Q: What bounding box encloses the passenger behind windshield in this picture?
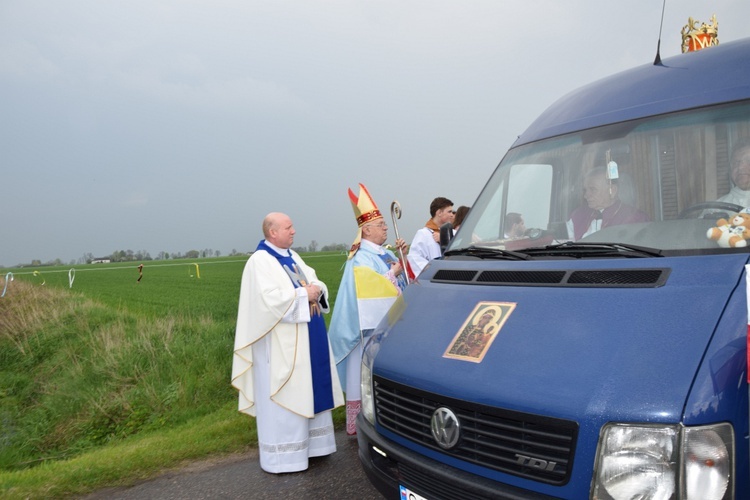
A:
[717,138,750,208]
[567,167,649,240]
[503,212,526,239]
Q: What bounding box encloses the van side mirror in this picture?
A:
[440,223,454,254]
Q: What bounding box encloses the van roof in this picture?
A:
[514,37,750,147]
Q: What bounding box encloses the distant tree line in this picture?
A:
[86,248,225,263]
[4,241,350,269]
[292,240,348,253]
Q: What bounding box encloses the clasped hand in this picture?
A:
[305,284,321,303]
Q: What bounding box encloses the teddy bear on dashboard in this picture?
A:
[707,211,750,248]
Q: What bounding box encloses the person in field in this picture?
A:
[231,212,343,474]
[329,184,409,435]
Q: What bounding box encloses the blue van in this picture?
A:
[357,38,750,499]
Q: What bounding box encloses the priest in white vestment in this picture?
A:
[329,184,408,435]
[231,212,344,474]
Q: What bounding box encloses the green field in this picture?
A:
[0,253,347,498]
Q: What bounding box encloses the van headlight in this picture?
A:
[360,336,378,425]
[592,423,733,500]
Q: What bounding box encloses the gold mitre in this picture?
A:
[681,14,719,53]
[347,183,383,258]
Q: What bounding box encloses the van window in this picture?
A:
[507,164,553,230]
[450,100,750,255]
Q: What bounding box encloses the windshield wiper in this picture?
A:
[522,241,663,258]
[444,245,530,261]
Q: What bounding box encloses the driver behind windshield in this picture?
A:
[717,139,750,208]
[567,167,649,240]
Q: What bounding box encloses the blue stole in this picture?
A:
[256,240,334,414]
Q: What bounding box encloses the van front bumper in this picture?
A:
[356,415,560,500]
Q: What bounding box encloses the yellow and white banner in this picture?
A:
[354,265,398,330]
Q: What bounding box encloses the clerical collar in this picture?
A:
[264,240,290,256]
[360,238,385,254]
[593,200,622,220]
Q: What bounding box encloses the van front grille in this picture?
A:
[374,376,578,485]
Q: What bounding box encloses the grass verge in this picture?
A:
[0,254,348,498]
[0,403,253,499]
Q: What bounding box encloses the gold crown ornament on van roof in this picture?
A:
[681,14,719,53]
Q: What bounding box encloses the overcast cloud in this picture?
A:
[2,1,748,266]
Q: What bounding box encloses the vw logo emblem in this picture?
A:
[431,407,460,449]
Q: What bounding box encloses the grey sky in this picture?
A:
[2,1,748,266]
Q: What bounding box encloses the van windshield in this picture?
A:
[449,100,750,256]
